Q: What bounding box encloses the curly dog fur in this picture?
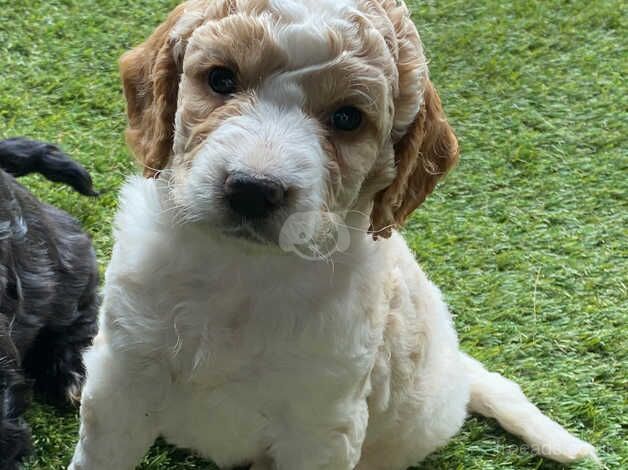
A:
[0,138,99,470]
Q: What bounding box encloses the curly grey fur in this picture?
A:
[0,141,99,470]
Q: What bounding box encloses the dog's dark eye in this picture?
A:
[331,106,362,132]
[208,67,237,95]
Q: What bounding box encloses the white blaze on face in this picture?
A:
[269,0,359,69]
[269,0,359,22]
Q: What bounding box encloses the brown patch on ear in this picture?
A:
[120,3,190,177]
[370,80,459,238]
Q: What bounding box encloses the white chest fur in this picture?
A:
[72,178,593,470]
[97,178,390,465]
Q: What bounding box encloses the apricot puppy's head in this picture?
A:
[120,0,458,245]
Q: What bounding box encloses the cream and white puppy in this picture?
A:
[69,1,598,469]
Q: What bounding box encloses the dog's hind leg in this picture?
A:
[462,353,598,464]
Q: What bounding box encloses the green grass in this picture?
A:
[0,0,625,468]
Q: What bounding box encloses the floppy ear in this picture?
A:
[369,0,459,238]
[370,80,459,238]
[119,3,189,178]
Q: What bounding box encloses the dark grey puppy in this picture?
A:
[0,139,99,470]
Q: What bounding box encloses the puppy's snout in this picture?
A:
[224,172,286,219]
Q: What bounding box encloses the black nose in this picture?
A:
[224,173,286,219]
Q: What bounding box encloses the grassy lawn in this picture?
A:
[1,0,625,468]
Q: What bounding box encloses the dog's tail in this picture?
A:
[461,352,598,464]
[0,137,97,196]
